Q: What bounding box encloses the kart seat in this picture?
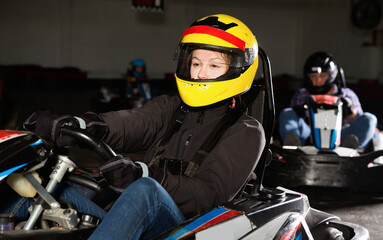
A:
[235,47,276,198]
[246,85,265,125]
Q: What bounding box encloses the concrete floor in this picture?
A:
[324,202,383,240]
[294,187,383,240]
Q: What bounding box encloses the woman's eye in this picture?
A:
[191,61,200,67]
[210,63,223,69]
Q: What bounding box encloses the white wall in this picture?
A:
[0,0,381,81]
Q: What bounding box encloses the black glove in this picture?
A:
[79,112,109,143]
[99,155,167,193]
[23,111,108,147]
[340,96,354,117]
[23,111,80,147]
[99,155,144,193]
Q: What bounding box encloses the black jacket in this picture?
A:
[99,94,265,217]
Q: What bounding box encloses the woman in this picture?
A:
[6,14,265,240]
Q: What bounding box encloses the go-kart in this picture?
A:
[264,86,383,193]
[0,48,369,239]
[0,127,117,239]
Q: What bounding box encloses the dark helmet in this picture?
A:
[304,52,338,94]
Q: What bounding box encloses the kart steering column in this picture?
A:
[23,155,77,230]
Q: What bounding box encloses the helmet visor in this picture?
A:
[174,43,255,82]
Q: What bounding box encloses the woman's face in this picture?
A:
[190,49,230,80]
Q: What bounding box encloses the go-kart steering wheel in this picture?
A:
[60,125,117,161]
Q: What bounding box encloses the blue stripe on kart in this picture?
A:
[30,139,43,146]
[330,129,336,149]
[314,128,320,148]
[0,163,27,179]
[296,232,302,240]
[165,207,228,240]
[310,108,321,148]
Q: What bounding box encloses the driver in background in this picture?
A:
[125,58,157,108]
[10,14,265,239]
[279,51,377,150]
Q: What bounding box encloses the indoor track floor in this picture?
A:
[293,187,383,239]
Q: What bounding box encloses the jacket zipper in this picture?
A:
[178,133,193,160]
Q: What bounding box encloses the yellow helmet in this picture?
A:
[174,14,258,107]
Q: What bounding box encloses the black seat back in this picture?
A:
[237,47,275,197]
[247,86,265,125]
